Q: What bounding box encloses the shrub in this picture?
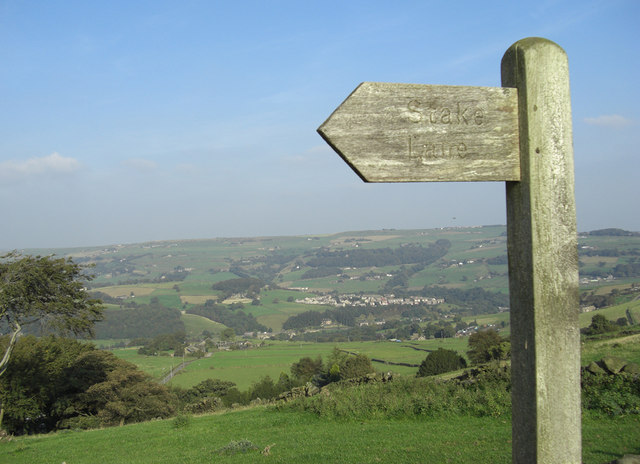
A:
[582,314,617,336]
[340,354,375,380]
[417,348,467,377]
[215,440,259,455]
[291,356,324,382]
[281,366,512,420]
[467,329,510,365]
[172,413,192,429]
[582,370,640,416]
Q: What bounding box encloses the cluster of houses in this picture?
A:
[580,275,615,285]
[295,293,444,307]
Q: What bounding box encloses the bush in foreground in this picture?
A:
[417,348,467,377]
[280,365,512,420]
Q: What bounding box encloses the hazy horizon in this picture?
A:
[1,1,638,249]
[7,223,639,254]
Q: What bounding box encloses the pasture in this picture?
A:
[579,298,640,328]
[1,407,637,464]
[116,338,473,390]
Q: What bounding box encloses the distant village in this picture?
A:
[294,293,444,307]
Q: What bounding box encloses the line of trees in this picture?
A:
[211,277,266,299]
[186,301,267,335]
[418,286,509,315]
[94,299,184,339]
[306,240,451,268]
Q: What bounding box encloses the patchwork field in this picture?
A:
[27,226,638,339]
[113,338,472,390]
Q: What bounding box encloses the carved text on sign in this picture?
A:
[409,137,468,163]
[407,101,485,126]
[317,82,520,182]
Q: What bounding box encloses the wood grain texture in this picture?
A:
[318,82,520,182]
[502,38,581,464]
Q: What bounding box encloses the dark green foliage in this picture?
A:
[215,440,260,455]
[0,336,174,434]
[220,327,236,341]
[283,360,638,420]
[211,278,265,298]
[0,253,103,337]
[94,301,184,339]
[582,370,640,416]
[282,310,325,330]
[173,378,236,413]
[300,267,342,279]
[417,348,467,377]
[580,292,616,309]
[340,353,375,379]
[283,301,441,331]
[587,228,640,237]
[314,348,375,386]
[582,314,617,336]
[186,301,267,334]
[61,360,175,429]
[172,413,192,429]
[290,356,324,382]
[423,321,456,339]
[616,317,629,327]
[136,331,186,355]
[291,325,381,343]
[221,387,250,407]
[249,376,280,401]
[421,286,509,315]
[384,269,410,291]
[282,366,512,420]
[307,241,450,268]
[612,262,640,278]
[486,255,509,265]
[467,329,510,365]
[249,373,299,402]
[194,378,236,397]
[0,253,104,377]
[0,335,95,434]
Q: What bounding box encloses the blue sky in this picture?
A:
[0,0,638,249]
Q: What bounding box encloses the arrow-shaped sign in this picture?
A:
[318,82,520,182]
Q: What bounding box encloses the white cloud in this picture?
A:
[584,114,633,128]
[0,152,81,178]
[122,158,158,172]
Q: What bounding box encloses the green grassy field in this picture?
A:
[113,324,640,392]
[111,348,181,380]
[181,313,226,338]
[247,289,330,331]
[34,227,639,337]
[581,333,640,365]
[579,299,640,328]
[1,407,637,464]
[113,339,473,390]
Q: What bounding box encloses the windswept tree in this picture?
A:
[0,252,104,377]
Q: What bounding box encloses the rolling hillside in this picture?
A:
[20,226,640,338]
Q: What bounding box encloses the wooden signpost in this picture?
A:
[318,38,580,464]
[318,83,520,182]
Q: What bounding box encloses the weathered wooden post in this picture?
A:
[317,37,580,463]
[502,38,580,464]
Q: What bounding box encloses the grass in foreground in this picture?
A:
[0,408,637,464]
